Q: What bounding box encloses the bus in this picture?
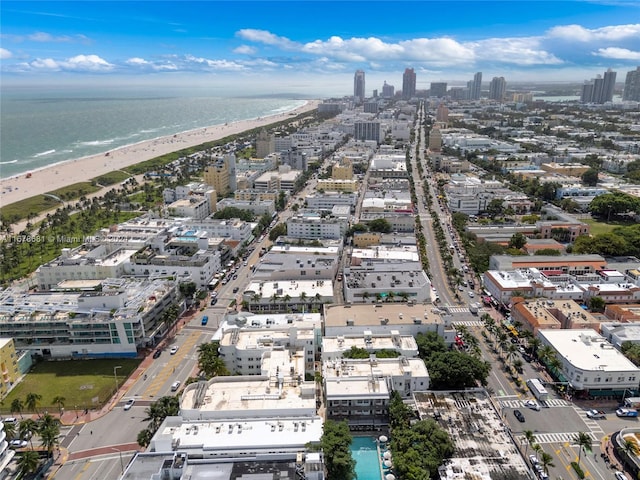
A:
[526,378,549,402]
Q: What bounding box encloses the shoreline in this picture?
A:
[0,100,319,207]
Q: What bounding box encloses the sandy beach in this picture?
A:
[0,100,319,207]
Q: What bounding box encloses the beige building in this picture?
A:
[332,159,353,180]
[541,162,590,177]
[511,298,600,335]
[317,179,358,193]
[353,232,381,248]
[204,154,237,196]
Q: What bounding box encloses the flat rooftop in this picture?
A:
[324,303,443,329]
[244,279,334,300]
[539,329,640,373]
[181,376,316,415]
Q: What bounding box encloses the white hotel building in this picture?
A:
[538,329,640,397]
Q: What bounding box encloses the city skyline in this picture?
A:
[1,1,640,94]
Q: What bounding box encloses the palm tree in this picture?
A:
[137,428,153,448]
[532,443,543,462]
[19,418,38,449]
[537,345,554,364]
[52,395,66,414]
[540,451,555,475]
[25,392,42,415]
[529,337,542,356]
[38,413,61,458]
[573,432,592,468]
[362,291,370,302]
[505,343,518,366]
[282,294,291,311]
[270,293,279,311]
[523,430,536,456]
[11,398,24,418]
[17,450,40,477]
[300,291,308,312]
[3,421,17,442]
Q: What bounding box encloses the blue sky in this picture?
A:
[2,1,640,94]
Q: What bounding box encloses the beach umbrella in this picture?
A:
[384,460,393,468]
[385,474,396,480]
[383,451,392,460]
[379,435,388,443]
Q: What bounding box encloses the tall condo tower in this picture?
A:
[623,66,640,101]
[489,77,507,101]
[471,72,483,100]
[581,69,616,104]
[402,67,416,99]
[354,70,366,104]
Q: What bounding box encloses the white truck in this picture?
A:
[469,303,479,315]
[526,378,549,402]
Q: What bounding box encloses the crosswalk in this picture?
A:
[448,307,473,314]
[452,320,485,327]
[499,398,572,409]
[515,431,598,445]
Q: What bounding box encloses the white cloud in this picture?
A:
[184,54,245,71]
[126,57,149,65]
[233,45,257,55]
[236,29,298,49]
[595,47,640,60]
[2,31,91,44]
[24,54,113,72]
[0,48,12,59]
[236,29,561,68]
[547,23,640,42]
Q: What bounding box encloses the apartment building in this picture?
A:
[217,313,321,376]
[324,356,429,428]
[0,279,179,358]
[286,214,348,240]
[511,298,600,335]
[203,154,237,196]
[322,330,418,362]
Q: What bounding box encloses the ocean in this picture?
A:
[0,86,309,178]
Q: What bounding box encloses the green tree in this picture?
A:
[25,392,42,414]
[540,451,555,475]
[573,432,592,469]
[197,341,229,378]
[137,428,154,448]
[52,395,66,414]
[38,413,61,457]
[10,398,24,418]
[508,232,527,250]
[523,430,536,457]
[17,450,40,477]
[534,248,562,256]
[269,223,287,241]
[367,218,392,233]
[581,168,599,186]
[486,198,504,219]
[589,192,640,220]
[320,420,356,480]
[589,296,606,313]
[19,418,39,449]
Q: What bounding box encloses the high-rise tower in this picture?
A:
[402,67,416,99]
[602,68,617,103]
[623,66,640,101]
[470,72,482,100]
[489,77,506,101]
[581,69,616,104]
[354,70,366,104]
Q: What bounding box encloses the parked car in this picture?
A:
[615,472,627,480]
[513,409,526,422]
[2,417,17,424]
[171,381,181,392]
[123,398,135,411]
[232,287,239,293]
[586,409,606,419]
[524,400,541,411]
[9,439,27,449]
[153,349,162,359]
[170,346,179,355]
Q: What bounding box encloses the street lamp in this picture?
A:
[113,365,122,396]
[111,447,124,474]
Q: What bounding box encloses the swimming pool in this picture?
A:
[351,436,382,480]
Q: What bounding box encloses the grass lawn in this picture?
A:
[583,217,635,236]
[91,170,131,186]
[1,359,140,414]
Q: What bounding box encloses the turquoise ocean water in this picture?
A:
[0,86,309,178]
